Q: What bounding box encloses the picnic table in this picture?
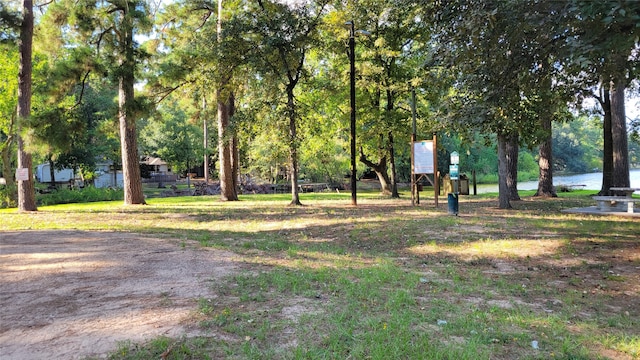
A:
[266,183,329,193]
[610,187,640,197]
[298,183,329,193]
[593,187,640,214]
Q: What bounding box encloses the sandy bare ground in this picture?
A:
[0,231,239,359]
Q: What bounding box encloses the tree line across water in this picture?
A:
[1,0,639,210]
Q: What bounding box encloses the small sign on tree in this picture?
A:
[15,168,29,181]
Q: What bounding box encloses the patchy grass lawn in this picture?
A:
[1,190,639,359]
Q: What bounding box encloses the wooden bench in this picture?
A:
[592,196,640,213]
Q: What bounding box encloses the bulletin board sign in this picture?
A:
[411,135,439,208]
[413,141,434,174]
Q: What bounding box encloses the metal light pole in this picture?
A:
[345,21,369,206]
[346,20,357,206]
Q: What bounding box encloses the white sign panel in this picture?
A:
[450,151,460,165]
[15,168,29,181]
[413,141,434,174]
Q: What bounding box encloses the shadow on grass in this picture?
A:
[3,191,639,359]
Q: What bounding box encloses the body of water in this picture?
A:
[475,169,640,194]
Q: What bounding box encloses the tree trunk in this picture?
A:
[48,157,56,187]
[118,8,145,205]
[1,144,12,186]
[359,147,392,195]
[497,133,513,209]
[599,86,613,195]
[112,163,118,189]
[217,90,238,201]
[1,135,16,205]
[388,131,399,198]
[231,134,239,191]
[505,133,520,201]
[535,114,556,197]
[230,92,239,193]
[203,96,209,184]
[287,87,301,206]
[384,88,399,198]
[16,0,36,212]
[216,0,238,201]
[609,79,630,191]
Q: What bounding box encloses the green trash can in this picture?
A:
[447,193,458,215]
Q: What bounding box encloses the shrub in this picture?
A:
[0,184,17,208]
[37,186,124,206]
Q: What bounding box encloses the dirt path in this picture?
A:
[0,231,239,359]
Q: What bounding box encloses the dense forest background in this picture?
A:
[1,0,639,209]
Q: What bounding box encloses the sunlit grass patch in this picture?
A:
[239,249,381,270]
[597,334,640,358]
[408,238,566,260]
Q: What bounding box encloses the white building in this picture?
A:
[141,156,171,174]
[34,163,75,183]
